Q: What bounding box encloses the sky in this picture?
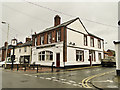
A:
[0,0,118,50]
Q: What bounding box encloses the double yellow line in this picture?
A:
[82,70,115,88]
[66,66,101,71]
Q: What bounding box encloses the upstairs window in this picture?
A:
[24,47,27,52]
[84,35,87,46]
[48,33,52,44]
[19,48,21,53]
[98,40,101,49]
[41,36,44,45]
[76,50,84,62]
[56,30,61,42]
[35,37,37,46]
[90,37,94,47]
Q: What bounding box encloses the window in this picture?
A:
[35,37,37,46]
[98,40,101,49]
[90,37,94,47]
[89,51,96,62]
[84,35,87,46]
[48,33,52,44]
[24,47,27,52]
[56,30,61,42]
[76,50,84,62]
[98,53,101,61]
[41,36,44,45]
[38,51,53,61]
[19,48,21,53]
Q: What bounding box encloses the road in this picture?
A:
[1,66,119,89]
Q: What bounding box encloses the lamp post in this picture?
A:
[2,21,9,69]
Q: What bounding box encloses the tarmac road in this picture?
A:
[1,66,119,89]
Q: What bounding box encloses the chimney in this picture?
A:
[54,15,61,26]
[4,42,8,48]
[26,37,31,42]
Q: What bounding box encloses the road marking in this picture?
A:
[60,79,66,81]
[45,78,52,80]
[35,76,38,77]
[93,80,113,83]
[24,74,29,75]
[51,77,56,79]
[40,77,45,79]
[81,70,115,88]
[69,81,76,83]
[28,75,32,77]
[66,66,101,71]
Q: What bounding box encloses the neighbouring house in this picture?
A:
[106,49,115,56]
[104,49,115,59]
[13,37,32,64]
[0,42,13,61]
[31,15,104,67]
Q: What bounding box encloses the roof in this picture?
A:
[33,17,79,35]
[16,41,32,47]
[32,17,103,40]
[0,45,13,50]
[88,33,104,40]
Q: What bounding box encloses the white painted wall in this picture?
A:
[115,44,120,70]
[66,47,102,66]
[32,42,64,67]
[67,29,103,51]
[67,19,88,34]
[66,19,104,66]
[13,46,32,63]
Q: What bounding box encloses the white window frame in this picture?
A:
[76,50,84,62]
[48,33,52,44]
[35,37,37,46]
[84,35,87,46]
[57,30,61,42]
[24,47,27,52]
[38,51,53,61]
[41,36,44,45]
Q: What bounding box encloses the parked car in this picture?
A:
[0,60,18,67]
[101,56,116,67]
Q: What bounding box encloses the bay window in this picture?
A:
[38,51,53,61]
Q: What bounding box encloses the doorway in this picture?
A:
[56,53,60,67]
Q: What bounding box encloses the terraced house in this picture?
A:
[32,15,104,67]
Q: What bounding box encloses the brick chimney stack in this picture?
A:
[26,37,31,42]
[54,15,61,26]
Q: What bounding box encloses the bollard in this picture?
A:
[24,65,26,71]
[37,65,38,73]
[33,65,34,70]
[17,64,19,71]
[51,62,55,72]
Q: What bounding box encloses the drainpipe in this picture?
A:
[63,27,66,68]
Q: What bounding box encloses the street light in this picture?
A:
[2,21,9,69]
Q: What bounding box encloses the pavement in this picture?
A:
[91,70,120,89]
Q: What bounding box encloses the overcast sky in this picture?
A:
[0,0,118,50]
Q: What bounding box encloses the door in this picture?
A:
[89,50,92,66]
[98,53,101,61]
[56,53,60,67]
[89,55,92,66]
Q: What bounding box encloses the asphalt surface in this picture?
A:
[1,66,120,89]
